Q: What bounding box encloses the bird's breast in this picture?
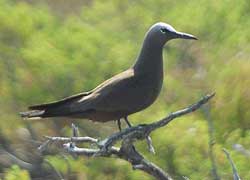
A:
[132,71,163,112]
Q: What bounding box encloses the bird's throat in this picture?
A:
[133,40,164,75]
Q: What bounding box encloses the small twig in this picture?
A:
[146,136,155,154]
[222,148,241,180]
[72,123,79,137]
[203,104,220,180]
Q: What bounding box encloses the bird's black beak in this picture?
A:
[175,31,198,40]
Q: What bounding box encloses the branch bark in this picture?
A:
[223,148,241,180]
[39,93,215,180]
[203,104,220,180]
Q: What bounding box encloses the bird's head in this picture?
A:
[146,22,197,46]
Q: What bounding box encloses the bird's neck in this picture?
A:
[133,37,164,74]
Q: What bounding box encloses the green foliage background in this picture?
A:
[0,0,250,179]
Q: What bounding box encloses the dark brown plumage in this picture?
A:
[20,22,197,124]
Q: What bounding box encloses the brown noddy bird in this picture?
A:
[20,22,197,129]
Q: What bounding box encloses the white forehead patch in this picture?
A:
[151,22,176,33]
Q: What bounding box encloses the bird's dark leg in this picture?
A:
[124,116,132,127]
[116,117,130,132]
[117,119,122,131]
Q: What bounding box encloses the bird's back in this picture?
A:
[70,67,163,121]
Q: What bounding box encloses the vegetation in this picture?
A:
[0,0,249,179]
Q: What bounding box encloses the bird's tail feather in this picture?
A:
[20,104,71,120]
[20,110,45,120]
[20,92,90,120]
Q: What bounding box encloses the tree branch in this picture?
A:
[203,104,220,180]
[222,148,241,180]
[39,93,215,180]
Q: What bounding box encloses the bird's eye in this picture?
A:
[160,28,168,34]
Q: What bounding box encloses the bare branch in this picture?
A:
[151,93,215,130]
[63,143,120,157]
[72,123,79,137]
[38,136,98,153]
[46,136,98,144]
[203,104,220,180]
[146,136,155,154]
[222,148,241,180]
[39,93,215,180]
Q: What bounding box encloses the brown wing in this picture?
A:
[29,91,91,110]
[71,69,151,113]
